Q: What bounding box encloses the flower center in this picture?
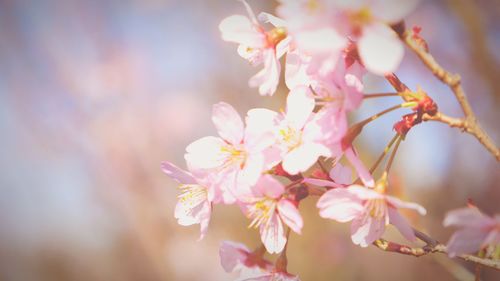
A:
[247,198,277,229]
[279,126,303,151]
[365,198,389,224]
[178,184,207,206]
[348,7,373,35]
[220,144,247,169]
[266,27,287,48]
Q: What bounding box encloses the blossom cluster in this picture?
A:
[162,1,499,279]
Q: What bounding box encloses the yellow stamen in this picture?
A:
[247,198,277,229]
[279,126,302,151]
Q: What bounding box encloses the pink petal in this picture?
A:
[314,106,348,144]
[347,185,383,200]
[160,161,196,184]
[351,215,386,247]
[446,229,489,257]
[237,154,265,187]
[275,36,292,59]
[483,229,500,246]
[212,102,244,144]
[294,27,347,56]
[317,188,364,222]
[443,207,490,228]
[388,207,416,242]
[175,196,211,228]
[358,23,404,75]
[344,147,374,187]
[237,45,264,65]
[284,49,311,90]
[277,199,303,234]
[260,212,286,254]
[185,136,226,170]
[244,108,278,152]
[385,196,427,215]
[329,163,352,185]
[198,201,212,240]
[370,0,419,23]
[302,178,344,189]
[249,50,281,96]
[253,175,285,199]
[219,240,250,273]
[282,142,330,175]
[258,12,287,27]
[219,15,265,47]
[285,86,315,129]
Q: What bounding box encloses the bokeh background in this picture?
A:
[0,0,498,280]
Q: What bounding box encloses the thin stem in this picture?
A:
[317,158,329,175]
[384,136,402,175]
[353,134,399,185]
[363,92,400,99]
[357,104,406,127]
[370,134,400,174]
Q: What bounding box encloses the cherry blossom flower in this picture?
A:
[276,0,347,75]
[161,161,213,240]
[285,48,365,153]
[443,207,500,257]
[219,0,291,96]
[317,183,426,247]
[275,86,331,175]
[184,102,277,204]
[333,0,419,74]
[219,241,273,277]
[239,175,303,254]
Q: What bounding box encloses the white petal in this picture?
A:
[371,0,419,23]
[282,142,330,175]
[219,15,265,47]
[260,212,286,254]
[185,136,226,170]
[358,23,404,75]
[285,86,315,129]
[212,102,244,144]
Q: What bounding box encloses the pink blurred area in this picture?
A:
[0,0,498,280]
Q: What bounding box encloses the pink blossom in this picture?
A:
[239,175,303,254]
[333,0,419,74]
[161,161,213,240]
[276,0,347,75]
[317,184,426,247]
[443,207,500,257]
[184,102,277,204]
[219,1,290,96]
[275,87,331,175]
[219,241,273,276]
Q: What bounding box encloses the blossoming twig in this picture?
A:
[402,29,500,161]
[373,239,500,270]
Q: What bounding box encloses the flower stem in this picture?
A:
[357,104,406,127]
[363,92,400,99]
[384,136,403,175]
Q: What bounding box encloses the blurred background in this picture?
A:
[0,0,498,280]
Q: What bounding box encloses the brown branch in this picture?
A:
[401,30,499,161]
[422,112,500,160]
[372,238,500,271]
